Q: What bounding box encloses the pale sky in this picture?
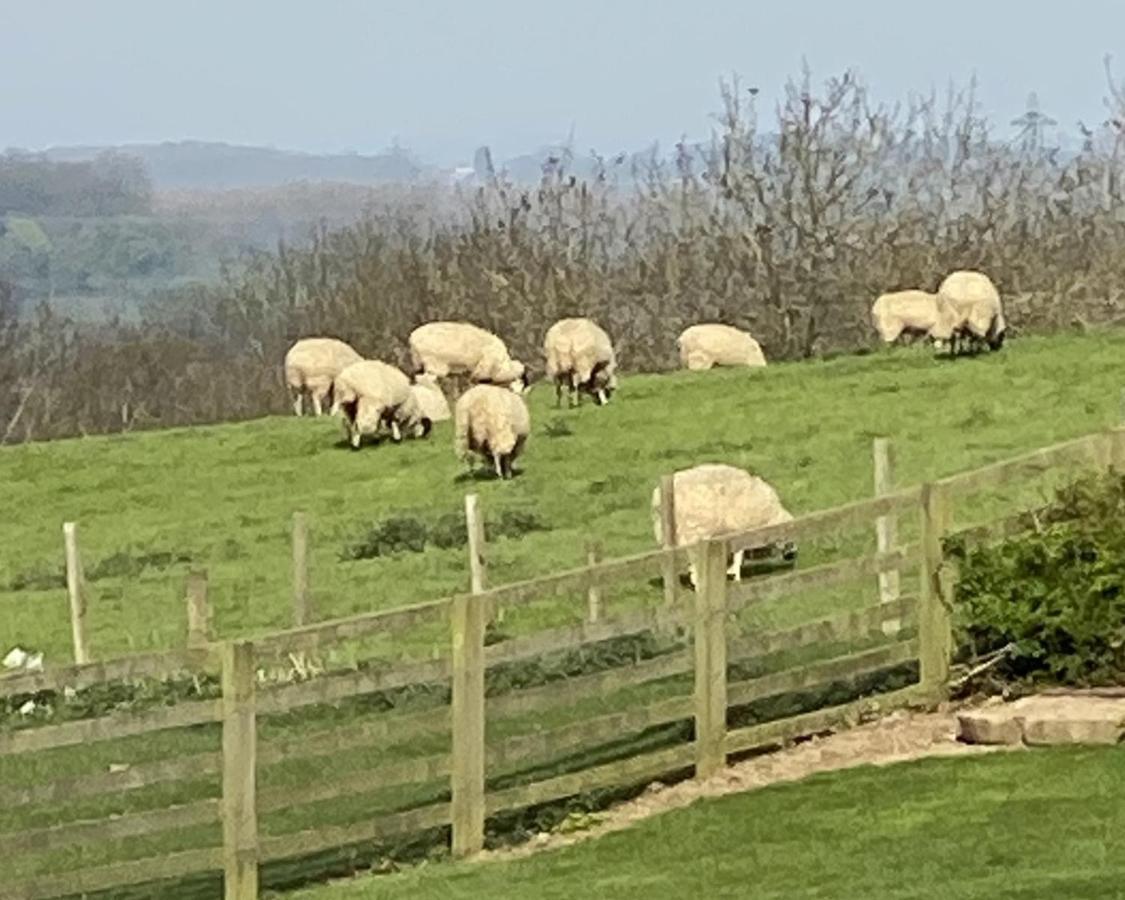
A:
[3,0,1124,164]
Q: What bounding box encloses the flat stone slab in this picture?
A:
[957,691,1125,746]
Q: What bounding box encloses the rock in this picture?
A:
[1022,717,1124,746]
[956,708,1023,745]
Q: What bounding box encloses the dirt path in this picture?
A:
[474,706,1018,864]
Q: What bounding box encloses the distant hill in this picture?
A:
[41,140,432,190]
[38,139,678,191]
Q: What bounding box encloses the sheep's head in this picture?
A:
[501,360,529,394]
[593,368,618,405]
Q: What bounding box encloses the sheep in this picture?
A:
[410,373,452,423]
[931,270,1006,354]
[330,360,432,449]
[870,290,940,345]
[284,337,363,416]
[453,384,530,479]
[408,321,528,396]
[677,324,767,371]
[543,317,618,407]
[651,464,797,589]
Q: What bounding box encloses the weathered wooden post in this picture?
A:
[185,569,211,648]
[918,482,954,701]
[872,438,901,636]
[62,522,90,664]
[450,574,487,857]
[1113,388,1125,471]
[291,512,312,626]
[693,538,728,779]
[659,474,678,608]
[221,640,258,900]
[586,541,602,624]
[464,493,492,621]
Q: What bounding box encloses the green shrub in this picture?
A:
[950,470,1125,685]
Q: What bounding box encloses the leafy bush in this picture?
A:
[340,515,430,561]
[342,508,550,560]
[950,470,1125,685]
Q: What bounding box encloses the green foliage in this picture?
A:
[951,470,1125,685]
[0,151,152,217]
[341,509,550,561]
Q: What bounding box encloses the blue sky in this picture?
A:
[3,0,1124,163]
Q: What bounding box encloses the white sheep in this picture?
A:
[410,373,452,423]
[331,359,432,449]
[931,270,1006,354]
[543,317,618,407]
[870,290,940,345]
[284,337,363,416]
[408,321,528,395]
[677,324,767,371]
[651,464,797,589]
[453,384,530,479]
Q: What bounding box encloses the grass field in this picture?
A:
[287,748,1125,900]
[2,330,1124,662]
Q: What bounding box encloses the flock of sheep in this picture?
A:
[282,268,1005,582]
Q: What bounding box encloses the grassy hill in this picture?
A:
[2,330,1124,663]
[287,748,1125,900]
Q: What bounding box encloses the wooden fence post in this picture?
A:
[450,584,486,857]
[659,474,678,608]
[292,512,311,626]
[62,522,90,665]
[1113,389,1125,470]
[221,640,258,900]
[919,482,954,700]
[586,541,602,624]
[464,494,492,621]
[872,438,901,635]
[693,538,728,779]
[186,569,211,648]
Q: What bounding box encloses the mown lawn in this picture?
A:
[2,330,1124,662]
[288,747,1125,900]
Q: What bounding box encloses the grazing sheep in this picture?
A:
[410,373,452,423]
[284,337,363,416]
[543,317,618,407]
[931,270,1006,354]
[870,290,940,345]
[677,324,767,371]
[331,360,432,449]
[454,384,530,479]
[408,321,528,395]
[651,464,797,589]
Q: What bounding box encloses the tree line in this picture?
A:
[4,65,1125,444]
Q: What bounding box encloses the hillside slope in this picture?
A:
[1,331,1123,661]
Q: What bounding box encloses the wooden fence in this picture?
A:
[1,423,1123,899]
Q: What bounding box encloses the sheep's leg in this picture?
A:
[727,548,745,581]
[596,388,608,406]
[493,453,504,479]
[688,563,699,591]
[311,392,324,417]
[555,379,563,408]
[292,391,304,417]
[391,420,402,442]
[349,425,361,450]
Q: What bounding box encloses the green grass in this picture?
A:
[2,332,1124,894]
[2,330,1124,662]
[286,748,1125,900]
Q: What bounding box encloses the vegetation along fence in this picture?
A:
[1,420,1124,899]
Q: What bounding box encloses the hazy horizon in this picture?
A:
[4,1,1125,166]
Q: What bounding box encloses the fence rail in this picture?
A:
[4,422,1123,899]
